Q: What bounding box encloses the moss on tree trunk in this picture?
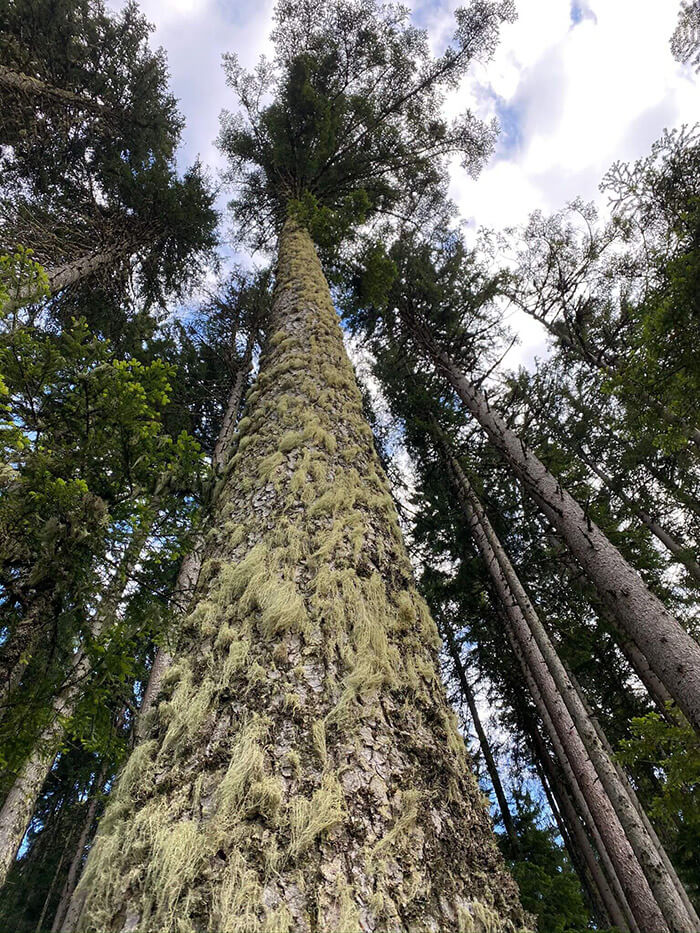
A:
[75,220,527,933]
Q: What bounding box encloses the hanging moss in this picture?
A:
[289,773,345,858]
[78,219,528,933]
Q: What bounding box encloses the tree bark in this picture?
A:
[445,451,696,932]
[507,624,647,931]
[440,618,520,852]
[2,246,125,313]
[135,546,203,741]
[450,458,667,930]
[530,731,625,932]
[413,320,700,733]
[74,220,527,932]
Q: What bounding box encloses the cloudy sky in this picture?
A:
[109,0,698,358]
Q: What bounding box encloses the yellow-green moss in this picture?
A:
[288,774,345,858]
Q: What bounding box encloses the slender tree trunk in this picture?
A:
[451,459,667,931]
[536,740,632,932]
[3,247,124,313]
[0,654,88,888]
[445,450,696,932]
[50,764,108,933]
[581,454,700,584]
[566,664,700,928]
[74,220,527,932]
[135,546,203,741]
[212,331,256,472]
[34,849,67,933]
[509,626,645,932]
[530,735,623,932]
[413,321,700,733]
[137,333,255,737]
[544,528,680,719]
[440,619,520,852]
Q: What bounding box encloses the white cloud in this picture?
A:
[107,0,698,365]
[451,0,700,234]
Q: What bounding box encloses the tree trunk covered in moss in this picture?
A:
[73,220,527,933]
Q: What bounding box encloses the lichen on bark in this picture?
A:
[75,220,528,933]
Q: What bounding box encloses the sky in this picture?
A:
[108,0,699,364]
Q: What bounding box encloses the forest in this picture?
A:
[0,0,699,930]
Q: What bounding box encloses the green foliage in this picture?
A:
[499,791,589,933]
[220,0,514,252]
[0,0,218,315]
[618,711,700,899]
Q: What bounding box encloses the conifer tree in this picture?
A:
[71,2,529,929]
[0,0,217,315]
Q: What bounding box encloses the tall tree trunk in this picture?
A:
[507,621,647,931]
[3,246,125,312]
[0,653,88,887]
[73,220,527,932]
[445,450,696,932]
[532,729,629,933]
[135,546,203,741]
[565,663,700,928]
[212,330,256,472]
[544,529,681,720]
[412,319,700,732]
[439,617,520,852]
[580,453,700,584]
[449,455,667,931]
[51,765,108,933]
[137,330,256,737]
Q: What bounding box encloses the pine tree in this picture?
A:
[70,2,529,929]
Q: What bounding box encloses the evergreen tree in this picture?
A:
[71,2,529,929]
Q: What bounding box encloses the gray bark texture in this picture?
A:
[415,325,700,733]
[447,452,698,932]
[73,221,528,933]
[452,460,670,931]
[446,454,695,932]
[531,732,628,932]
